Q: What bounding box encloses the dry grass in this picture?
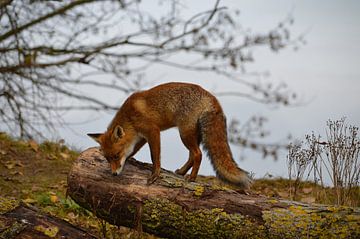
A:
[287,119,360,207]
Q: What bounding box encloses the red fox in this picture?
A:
[88,82,251,189]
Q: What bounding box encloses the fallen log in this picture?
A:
[67,147,360,239]
[0,201,97,239]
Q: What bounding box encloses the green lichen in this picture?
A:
[159,175,184,188]
[263,205,360,239]
[160,173,233,194]
[0,221,27,239]
[0,197,18,214]
[267,199,279,204]
[141,198,266,239]
[133,198,360,239]
[193,185,204,197]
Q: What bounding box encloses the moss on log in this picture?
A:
[67,147,360,239]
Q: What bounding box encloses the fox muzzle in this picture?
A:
[110,158,126,176]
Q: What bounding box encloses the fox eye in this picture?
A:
[106,154,119,162]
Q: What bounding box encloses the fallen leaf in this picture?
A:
[300,196,316,204]
[15,161,24,167]
[67,212,78,220]
[59,180,67,186]
[35,225,59,238]
[50,195,59,203]
[263,188,270,194]
[31,185,41,192]
[60,152,69,160]
[18,140,28,147]
[22,198,36,204]
[0,150,6,155]
[4,161,16,169]
[49,184,62,189]
[277,191,289,198]
[28,140,39,152]
[34,169,44,174]
[4,160,23,169]
[47,154,57,160]
[10,171,23,176]
[302,187,313,194]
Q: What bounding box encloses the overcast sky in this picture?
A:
[59,0,360,180]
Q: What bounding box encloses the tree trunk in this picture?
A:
[67,147,360,239]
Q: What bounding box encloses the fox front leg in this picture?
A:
[143,127,161,185]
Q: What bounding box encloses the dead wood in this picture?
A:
[67,147,360,239]
[0,203,97,239]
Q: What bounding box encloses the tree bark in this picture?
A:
[67,147,360,239]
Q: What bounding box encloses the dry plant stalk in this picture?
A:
[287,118,360,206]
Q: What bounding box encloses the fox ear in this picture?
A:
[112,125,124,142]
[87,133,103,144]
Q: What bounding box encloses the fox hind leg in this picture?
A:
[175,126,202,182]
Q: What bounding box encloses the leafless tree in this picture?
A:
[0,0,300,156]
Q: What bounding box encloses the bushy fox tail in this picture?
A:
[199,111,252,189]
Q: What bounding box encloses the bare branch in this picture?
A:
[0,0,301,152]
[0,0,96,43]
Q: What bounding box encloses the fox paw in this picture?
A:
[184,174,196,182]
[147,174,159,185]
[175,169,185,175]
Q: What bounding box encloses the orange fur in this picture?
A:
[88,82,251,188]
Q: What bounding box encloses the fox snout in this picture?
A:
[110,160,121,175]
[110,159,126,176]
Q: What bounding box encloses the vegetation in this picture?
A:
[287,119,359,207]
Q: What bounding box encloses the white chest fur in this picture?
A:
[125,135,141,158]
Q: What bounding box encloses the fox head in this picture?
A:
[88,125,128,176]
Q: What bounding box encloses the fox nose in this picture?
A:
[112,171,118,176]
